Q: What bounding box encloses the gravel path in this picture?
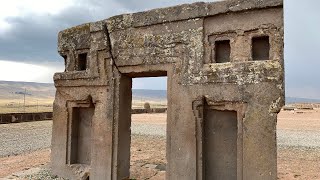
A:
[1,113,319,158]
[0,119,167,158]
[131,123,166,136]
[0,121,52,157]
[132,123,320,149]
[277,129,320,148]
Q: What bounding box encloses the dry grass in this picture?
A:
[0,98,53,113]
[0,98,167,113]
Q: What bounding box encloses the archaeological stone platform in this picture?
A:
[51,0,284,179]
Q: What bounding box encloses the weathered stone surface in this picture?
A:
[106,0,282,32]
[52,0,284,179]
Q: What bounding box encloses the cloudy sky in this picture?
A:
[0,0,319,99]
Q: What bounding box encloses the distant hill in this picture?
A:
[0,81,319,104]
[132,89,166,101]
[286,97,320,104]
[0,81,55,101]
[0,81,167,102]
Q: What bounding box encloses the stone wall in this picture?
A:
[131,108,167,114]
[0,112,52,124]
[51,0,284,179]
[0,109,165,124]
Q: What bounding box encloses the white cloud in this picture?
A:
[0,0,73,16]
[0,60,63,83]
[0,0,73,34]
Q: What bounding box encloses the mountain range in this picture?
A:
[0,81,319,104]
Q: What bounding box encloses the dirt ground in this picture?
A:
[0,110,320,179]
[278,109,320,131]
[0,149,50,178]
[277,109,320,180]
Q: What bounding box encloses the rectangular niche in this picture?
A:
[77,53,88,71]
[70,107,94,165]
[203,109,237,180]
[215,40,231,63]
[252,36,270,60]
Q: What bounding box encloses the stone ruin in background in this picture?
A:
[51,0,284,179]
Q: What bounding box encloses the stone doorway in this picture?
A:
[116,72,168,179]
[51,0,284,179]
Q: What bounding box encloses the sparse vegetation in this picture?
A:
[144,102,151,112]
[0,81,55,113]
[0,81,168,113]
[0,99,53,113]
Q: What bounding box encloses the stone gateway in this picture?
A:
[51,0,284,179]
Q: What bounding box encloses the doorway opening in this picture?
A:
[119,74,168,179]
